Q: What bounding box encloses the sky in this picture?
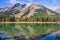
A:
[0,0,60,9]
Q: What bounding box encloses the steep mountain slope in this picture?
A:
[0,3,26,15]
[0,3,59,18]
[14,3,59,18]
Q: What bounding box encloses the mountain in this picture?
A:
[0,8,3,12]
[0,3,59,18]
[0,3,26,15]
[55,8,60,13]
[14,3,59,18]
[0,8,3,10]
[0,8,3,11]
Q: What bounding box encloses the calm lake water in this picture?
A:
[0,23,60,37]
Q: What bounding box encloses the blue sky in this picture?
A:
[0,0,60,9]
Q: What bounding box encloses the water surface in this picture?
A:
[0,23,60,37]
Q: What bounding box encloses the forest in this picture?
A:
[0,15,60,22]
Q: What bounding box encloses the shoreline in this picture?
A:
[0,22,60,24]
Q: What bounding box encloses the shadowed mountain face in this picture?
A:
[0,3,59,17]
[0,8,3,10]
[0,8,3,11]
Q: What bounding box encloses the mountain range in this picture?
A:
[0,3,60,18]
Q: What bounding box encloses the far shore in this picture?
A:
[0,22,60,24]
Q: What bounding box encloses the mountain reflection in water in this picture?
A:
[0,23,60,40]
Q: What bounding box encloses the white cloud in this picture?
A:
[9,0,18,3]
[8,0,28,4]
[8,0,38,4]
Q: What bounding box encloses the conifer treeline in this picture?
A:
[0,15,60,22]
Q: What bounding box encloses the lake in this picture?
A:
[0,23,60,37]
